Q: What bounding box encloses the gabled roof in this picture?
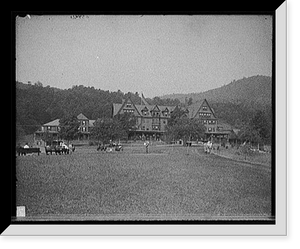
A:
[151,105,160,112]
[43,119,60,126]
[141,106,149,111]
[42,114,91,127]
[89,120,96,127]
[141,93,150,105]
[113,103,123,116]
[77,113,88,120]
[187,99,217,119]
[114,97,142,116]
[112,102,176,118]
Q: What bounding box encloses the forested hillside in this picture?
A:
[160,75,273,135]
[15,82,179,136]
[16,75,273,144]
[161,75,272,107]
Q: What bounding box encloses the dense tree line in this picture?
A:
[15,81,180,136]
[16,81,273,145]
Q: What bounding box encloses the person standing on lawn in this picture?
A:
[144,141,149,153]
[207,140,212,154]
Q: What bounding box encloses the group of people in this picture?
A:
[204,140,213,154]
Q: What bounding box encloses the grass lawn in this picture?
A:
[212,146,272,166]
[15,143,273,221]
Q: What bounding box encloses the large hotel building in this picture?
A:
[112,95,236,141]
[34,94,237,143]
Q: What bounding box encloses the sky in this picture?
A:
[16,15,272,98]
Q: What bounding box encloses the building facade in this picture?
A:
[186,99,237,141]
[34,98,237,144]
[113,97,176,140]
[113,97,237,142]
[34,113,95,144]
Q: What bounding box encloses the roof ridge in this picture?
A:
[77,113,88,120]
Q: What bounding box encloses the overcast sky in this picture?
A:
[16,15,272,98]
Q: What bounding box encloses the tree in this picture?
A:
[91,118,126,144]
[250,110,272,144]
[238,110,271,145]
[167,106,188,127]
[114,112,137,140]
[166,118,206,144]
[238,123,263,145]
[187,97,193,106]
[16,123,26,142]
[59,115,80,143]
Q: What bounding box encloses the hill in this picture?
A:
[15,76,272,139]
[15,81,179,136]
[161,75,272,107]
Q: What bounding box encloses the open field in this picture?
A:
[15,143,273,221]
[211,146,272,166]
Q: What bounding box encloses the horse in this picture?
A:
[97,144,107,151]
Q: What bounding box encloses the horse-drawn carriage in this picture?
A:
[97,142,123,152]
[45,140,74,155]
[16,146,41,156]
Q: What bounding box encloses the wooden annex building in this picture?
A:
[34,113,95,145]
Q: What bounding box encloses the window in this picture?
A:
[202,106,207,111]
[124,109,134,113]
[152,111,160,117]
[126,103,132,108]
[162,109,169,116]
[152,125,160,131]
[208,127,212,132]
[203,120,207,124]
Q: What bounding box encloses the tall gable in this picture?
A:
[113,103,123,116]
[188,99,217,119]
[151,105,160,112]
[77,113,88,120]
[43,119,60,126]
[115,97,141,116]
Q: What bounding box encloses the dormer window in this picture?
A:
[142,107,149,116]
[162,108,169,117]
